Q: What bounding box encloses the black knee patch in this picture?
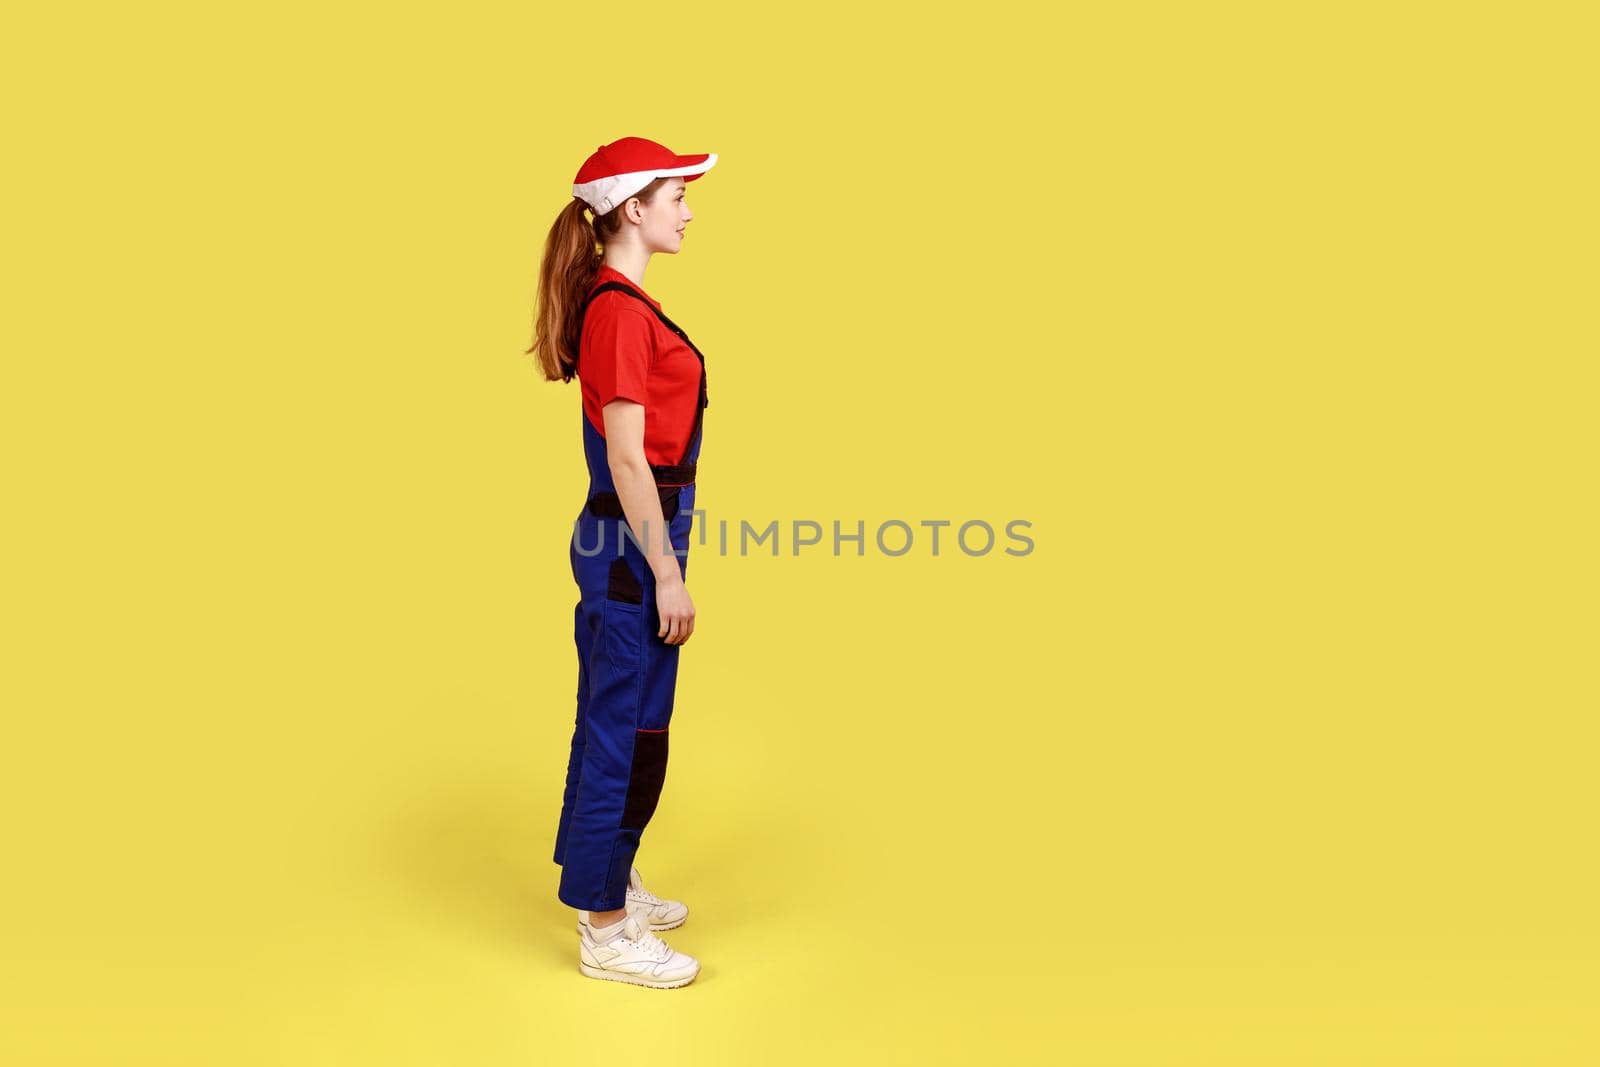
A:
[621,728,669,830]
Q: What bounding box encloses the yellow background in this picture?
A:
[4,1,1596,1063]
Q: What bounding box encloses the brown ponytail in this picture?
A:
[527,178,671,382]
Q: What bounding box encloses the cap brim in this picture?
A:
[654,152,717,181]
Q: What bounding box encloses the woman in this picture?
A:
[528,136,717,989]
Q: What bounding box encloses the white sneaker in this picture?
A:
[578,909,700,989]
[576,866,689,934]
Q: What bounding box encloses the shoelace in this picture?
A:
[623,925,671,961]
[628,868,664,907]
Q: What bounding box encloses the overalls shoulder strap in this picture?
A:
[578,280,708,474]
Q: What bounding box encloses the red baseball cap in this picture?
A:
[572,136,717,215]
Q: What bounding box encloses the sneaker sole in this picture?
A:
[578,962,698,989]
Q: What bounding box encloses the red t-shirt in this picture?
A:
[578,264,703,468]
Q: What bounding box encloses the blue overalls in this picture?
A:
[552,280,708,912]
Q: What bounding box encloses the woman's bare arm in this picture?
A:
[602,399,695,645]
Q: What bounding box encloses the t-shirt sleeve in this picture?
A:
[582,303,654,407]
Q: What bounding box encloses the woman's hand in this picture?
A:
[655,576,696,645]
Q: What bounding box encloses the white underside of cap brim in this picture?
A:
[574,153,717,214]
